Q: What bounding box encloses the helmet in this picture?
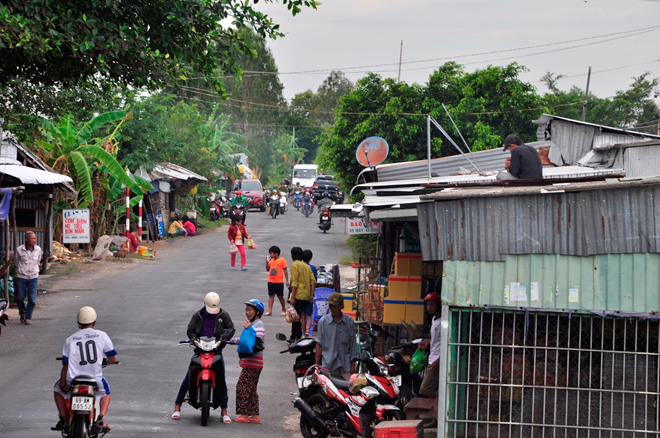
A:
[77,306,97,325]
[235,190,242,196]
[348,373,368,394]
[387,352,405,367]
[424,292,441,303]
[322,191,329,198]
[269,187,273,190]
[204,292,221,314]
[244,299,264,316]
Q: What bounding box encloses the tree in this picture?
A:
[0,0,318,93]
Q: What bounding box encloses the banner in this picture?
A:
[346,217,381,235]
[63,209,91,244]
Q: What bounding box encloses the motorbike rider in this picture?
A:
[266,187,280,215]
[317,191,334,218]
[172,292,235,423]
[53,306,117,433]
[231,190,246,207]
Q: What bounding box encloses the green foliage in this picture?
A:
[38,111,142,207]
[0,0,318,93]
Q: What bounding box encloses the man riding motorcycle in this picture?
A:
[317,192,334,215]
[53,306,117,433]
[172,292,235,423]
[231,191,246,207]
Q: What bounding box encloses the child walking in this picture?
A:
[232,299,265,424]
[228,217,250,270]
[264,246,289,316]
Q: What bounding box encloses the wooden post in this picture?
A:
[3,218,8,303]
[42,195,53,274]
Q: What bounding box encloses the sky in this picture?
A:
[255,0,660,103]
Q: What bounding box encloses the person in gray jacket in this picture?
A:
[13,231,43,325]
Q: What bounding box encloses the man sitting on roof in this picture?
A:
[496,134,543,180]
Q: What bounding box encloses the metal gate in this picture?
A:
[443,308,659,437]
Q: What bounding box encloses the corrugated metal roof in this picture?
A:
[441,253,660,313]
[418,181,660,261]
[0,163,73,185]
[152,162,207,182]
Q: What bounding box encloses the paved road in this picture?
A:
[0,206,351,437]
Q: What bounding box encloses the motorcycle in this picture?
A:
[0,298,8,336]
[230,203,247,224]
[277,333,404,438]
[292,190,303,210]
[318,210,331,233]
[268,194,280,219]
[387,337,425,409]
[209,196,223,221]
[52,358,119,438]
[294,359,404,438]
[301,193,314,217]
[179,332,234,426]
[279,191,288,215]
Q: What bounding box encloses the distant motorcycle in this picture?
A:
[301,193,314,217]
[318,210,331,233]
[278,191,288,215]
[230,204,247,224]
[292,190,302,210]
[269,194,280,219]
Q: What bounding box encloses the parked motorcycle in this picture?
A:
[0,299,8,337]
[209,196,224,221]
[387,337,425,409]
[294,360,404,438]
[275,333,317,382]
[179,333,234,426]
[301,192,314,217]
[52,358,119,438]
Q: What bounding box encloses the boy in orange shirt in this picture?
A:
[264,246,289,316]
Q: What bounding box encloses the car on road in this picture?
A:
[311,176,343,202]
[234,179,266,211]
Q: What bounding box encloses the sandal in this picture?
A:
[24,320,32,325]
[233,416,251,423]
[250,417,262,424]
[171,411,181,420]
[222,414,232,424]
[279,311,286,317]
[263,312,272,316]
[20,315,25,323]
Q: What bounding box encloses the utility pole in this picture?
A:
[397,40,403,83]
[582,67,591,122]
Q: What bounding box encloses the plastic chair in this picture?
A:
[308,287,335,336]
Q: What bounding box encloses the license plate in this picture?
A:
[321,216,329,221]
[210,207,216,211]
[297,376,312,390]
[390,375,402,386]
[71,396,93,412]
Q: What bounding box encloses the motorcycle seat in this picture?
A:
[320,370,351,391]
[71,375,99,389]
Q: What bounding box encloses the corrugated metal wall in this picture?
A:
[418,185,660,262]
[441,253,660,312]
[624,145,660,178]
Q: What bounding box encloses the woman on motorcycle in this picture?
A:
[231,299,265,424]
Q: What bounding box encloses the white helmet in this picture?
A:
[204,292,221,314]
[77,306,97,325]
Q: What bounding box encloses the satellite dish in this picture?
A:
[356,137,389,167]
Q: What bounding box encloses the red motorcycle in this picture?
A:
[180,334,233,426]
[293,359,404,438]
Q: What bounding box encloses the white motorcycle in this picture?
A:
[279,191,288,215]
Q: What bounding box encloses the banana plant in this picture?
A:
[37,111,144,207]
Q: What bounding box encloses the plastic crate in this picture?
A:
[374,419,423,438]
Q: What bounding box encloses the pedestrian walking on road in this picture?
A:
[264,246,289,316]
[13,230,42,325]
[289,246,315,341]
[228,217,250,271]
[231,299,265,424]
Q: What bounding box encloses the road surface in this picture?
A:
[0,206,352,437]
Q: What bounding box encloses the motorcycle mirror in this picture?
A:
[275,333,288,341]
[411,337,423,344]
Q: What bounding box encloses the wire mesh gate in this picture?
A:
[443,308,659,437]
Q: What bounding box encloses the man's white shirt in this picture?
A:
[62,328,116,381]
